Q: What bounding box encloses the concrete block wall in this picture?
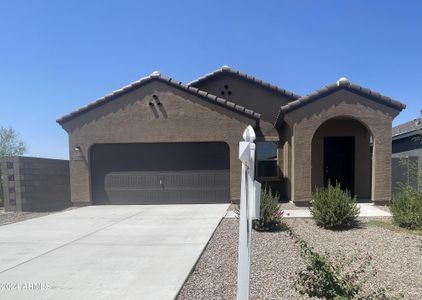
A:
[0,156,71,212]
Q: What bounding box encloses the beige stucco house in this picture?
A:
[57,66,405,206]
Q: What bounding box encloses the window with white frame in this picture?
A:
[256,142,278,179]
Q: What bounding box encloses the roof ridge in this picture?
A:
[392,117,422,137]
[188,66,301,100]
[57,71,261,124]
[275,78,406,127]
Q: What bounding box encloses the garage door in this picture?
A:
[90,142,230,204]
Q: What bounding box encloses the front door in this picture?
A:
[323,136,355,195]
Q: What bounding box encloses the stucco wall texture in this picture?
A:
[61,81,255,205]
[192,73,297,200]
[59,71,403,206]
[283,89,400,205]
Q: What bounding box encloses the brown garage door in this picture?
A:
[90,142,230,204]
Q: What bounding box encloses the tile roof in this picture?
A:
[57,71,261,125]
[392,117,422,138]
[188,65,301,100]
[275,78,406,127]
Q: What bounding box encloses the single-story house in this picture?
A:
[57,66,405,206]
[392,117,422,193]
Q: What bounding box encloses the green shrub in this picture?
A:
[253,185,285,231]
[289,227,401,299]
[390,185,422,230]
[311,182,359,229]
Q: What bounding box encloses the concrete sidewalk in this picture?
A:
[225,203,391,218]
[0,204,229,300]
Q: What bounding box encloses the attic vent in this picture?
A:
[221,85,232,97]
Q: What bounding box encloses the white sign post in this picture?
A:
[237,125,261,300]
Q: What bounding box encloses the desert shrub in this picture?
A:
[253,185,285,231]
[289,228,401,300]
[390,185,422,230]
[311,182,360,229]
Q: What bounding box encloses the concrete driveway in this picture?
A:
[0,204,229,300]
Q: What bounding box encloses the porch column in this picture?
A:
[291,132,313,205]
[371,124,392,205]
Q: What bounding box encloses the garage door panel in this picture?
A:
[105,190,229,205]
[91,143,230,204]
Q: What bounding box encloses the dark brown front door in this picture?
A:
[324,137,355,195]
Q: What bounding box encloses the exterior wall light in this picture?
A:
[73,146,83,161]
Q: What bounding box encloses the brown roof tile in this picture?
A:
[57,72,261,124]
[275,78,406,127]
[188,66,301,100]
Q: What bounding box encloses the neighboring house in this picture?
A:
[57,66,405,206]
[392,117,422,193]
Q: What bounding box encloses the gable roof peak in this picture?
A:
[57,71,261,125]
[189,66,301,100]
[275,78,406,127]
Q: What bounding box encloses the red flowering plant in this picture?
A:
[271,210,285,223]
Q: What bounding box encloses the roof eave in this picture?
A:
[392,130,420,141]
[57,72,261,126]
[274,80,406,127]
[188,66,301,100]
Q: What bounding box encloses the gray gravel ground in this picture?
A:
[287,218,422,299]
[178,219,307,300]
[178,218,422,300]
[0,207,76,226]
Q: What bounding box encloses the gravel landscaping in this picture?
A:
[178,218,306,300]
[0,207,75,226]
[178,217,422,300]
[288,218,422,299]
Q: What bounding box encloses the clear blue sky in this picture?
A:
[1,0,421,159]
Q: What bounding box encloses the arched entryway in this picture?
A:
[311,117,372,199]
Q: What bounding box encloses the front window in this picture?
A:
[256,142,278,179]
